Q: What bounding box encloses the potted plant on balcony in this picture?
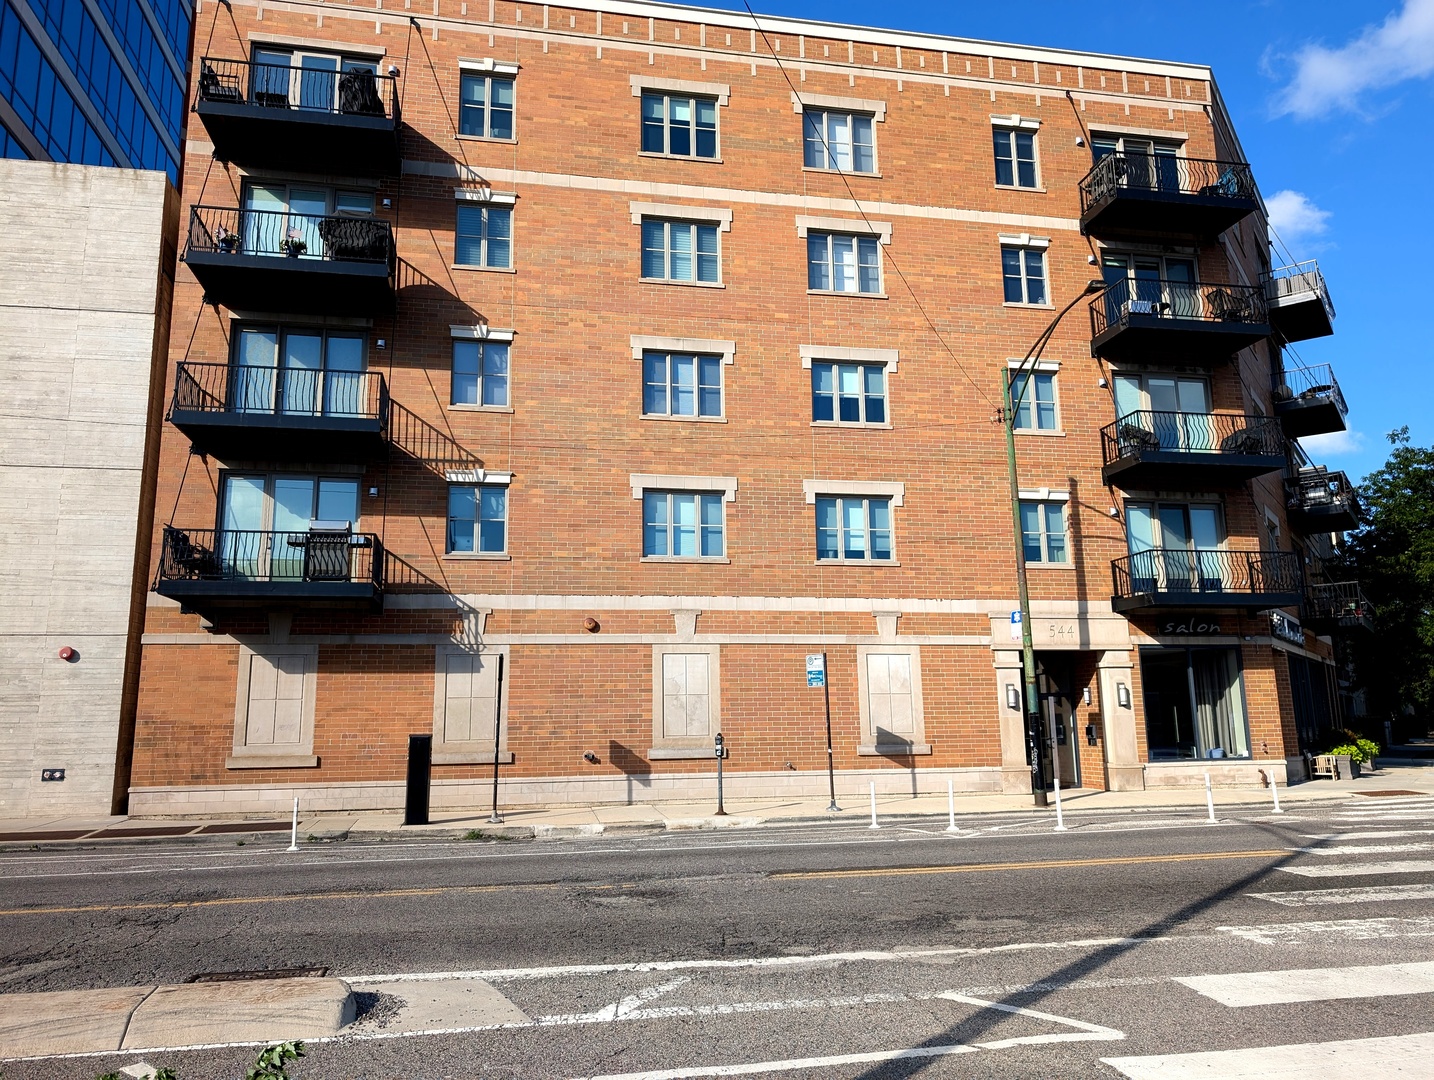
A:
[280,226,307,258]
[215,227,241,254]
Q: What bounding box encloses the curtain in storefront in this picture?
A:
[1192,648,1249,757]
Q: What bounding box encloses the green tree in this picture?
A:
[1346,427,1434,736]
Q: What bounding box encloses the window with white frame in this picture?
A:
[1001,240,1047,304]
[650,644,721,757]
[432,645,511,763]
[643,351,723,418]
[803,108,875,172]
[229,646,318,768]
[812,361,886,424]
[455,198,512,268]
[459,71,514,139]
[641,91,718,158]
[451,338,509,407]
[642,218,720,283]
[643,491,724,558]
[447,482,508,554]
[856,645,929,754]
[1011,369,1058,430]
[992,123,1038,188]
[1020,499,1069,564]
[808,232,881,294]
[816,495,893,561]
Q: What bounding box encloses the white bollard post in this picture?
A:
[1053,775,1067,831]
[869,781,880,830]
[1204,771,1217,825]
[287,795,299,852]
[1270,772,1283,814]
[946,778,959,833]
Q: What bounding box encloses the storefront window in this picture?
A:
[1140,647,1250,760]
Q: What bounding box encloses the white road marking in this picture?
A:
[1278,859,1434,877]
[1294,843,1434,855]
[1248,883,1434,906]
[571,993,1125,1079]
[1176,961,1434,1007]
[1103,1031,1434,1079]
[540,977,691,1024]
[1218,916,1434,944]
[1301,830,1434,840]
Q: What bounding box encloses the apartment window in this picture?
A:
[641,92,717,158]
[451,340,509,407]
[1020,500,1068,564]
[803,109,875,172]
[455,203,512,268]
[1002,244,1047,305]
[432,645,511,764]
[459,73,514,139]
[643,491,725,558]
[1092,135,1182,192]
[447,484,508,554]
[856,646,929,755]
[812,362,886,424]
[993,128,1037,188]
[232,326,367,417]
[251,48,378,111]
[229,645,318,768]
[1011,371,1057,430]
[816,496,892,561]
[642,219,720,283]
[643,351,722,418]
[808,233,881,294]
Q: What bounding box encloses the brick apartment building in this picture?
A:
[129,0,1364,816]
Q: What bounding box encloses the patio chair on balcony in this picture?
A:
[198,63,244,104]
[167,530,218,579]
[339,69,386,117]
[317,216,390,261]
[1117,423,1160,455]
[1207,288,1253,323]
[1218,428,1265,455]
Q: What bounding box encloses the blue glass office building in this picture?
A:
[0,0,192,183]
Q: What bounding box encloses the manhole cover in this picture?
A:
[188,966,328,983]
[1355,790,1426,797]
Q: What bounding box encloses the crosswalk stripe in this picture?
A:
[1248,883,1434,906]
[1175,961,1434,1007]
[1103,1031,1434,1079]
[1294,844,1434,855]
[1279,859,1434,878]
[1303,830,1434,840]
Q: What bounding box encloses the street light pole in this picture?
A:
[1004,279,1108,808]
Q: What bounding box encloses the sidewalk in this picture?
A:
[4,758,1431,846]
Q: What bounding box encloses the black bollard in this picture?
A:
[405,734,432,826]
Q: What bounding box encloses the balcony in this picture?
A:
[183,206,396,316]
[195,57,400,176]
[169,362,389,461]
[1101,411,1285,490]
[1304,580,1375,633]
[155,527,383,612]
[1079,153,1258,240]
[1111,549,1303,613]
[1090,278,1269,364]
[1286,467,1362,533]
[1263,261,1335,342]
[1272,363,1347,439]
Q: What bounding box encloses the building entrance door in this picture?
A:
[1036,655,1079,790]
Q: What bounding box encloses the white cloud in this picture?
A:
[1274,0,1434,118]
[1301,429,1366,457]
[1265,190,1331,243]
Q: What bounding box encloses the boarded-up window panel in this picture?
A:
[444,652,499,745]
[246,653,307,746]
[662,653,710,738]
[867,653,914,740]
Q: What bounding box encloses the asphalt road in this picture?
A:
[4,795,1434,1078]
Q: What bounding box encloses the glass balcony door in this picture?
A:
[1103,254,1200,320]
[219,474,360,580]
[232,327,367,417]
[1114,375,1212,452]
[1127,502,1224,593]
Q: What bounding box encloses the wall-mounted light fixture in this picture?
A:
[1116,682,1131,708]
[1005,684,1021,711]
[1082,687,1092,706]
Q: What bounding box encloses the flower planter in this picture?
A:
[1331,754,1359,779]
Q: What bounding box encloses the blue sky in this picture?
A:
[701,0,1434,483]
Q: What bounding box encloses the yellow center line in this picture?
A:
[0,881,628,917]
[773,849,1291,881]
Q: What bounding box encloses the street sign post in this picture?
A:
[808,653,839,812]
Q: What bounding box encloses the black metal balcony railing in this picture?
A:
[1102,411,1284,463]
[1286,468,1362,531]
[186,205,395,266]
[1092,277,1267,336]
[1304,580,1375,632]
[158,527,382,588]
[1272,363,1348,438]
[173,361,388,424]
[197,57,399,121]
[1081,153,1258,213]
[1112,549,1303,611]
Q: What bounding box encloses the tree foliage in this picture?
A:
[1345,427,1434,733]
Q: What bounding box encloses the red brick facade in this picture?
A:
[131,0,1342,815]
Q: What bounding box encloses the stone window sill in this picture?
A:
[453,263,517,274]
[226,753,319,769]
[857,744,932,756]
[648,746,717,760]
[433,750,515,765]
[449,403,515,413]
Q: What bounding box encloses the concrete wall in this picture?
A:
[0,160,173,816]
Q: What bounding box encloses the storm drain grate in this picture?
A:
[1355,790,1427,797]
[188,966,329,983]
